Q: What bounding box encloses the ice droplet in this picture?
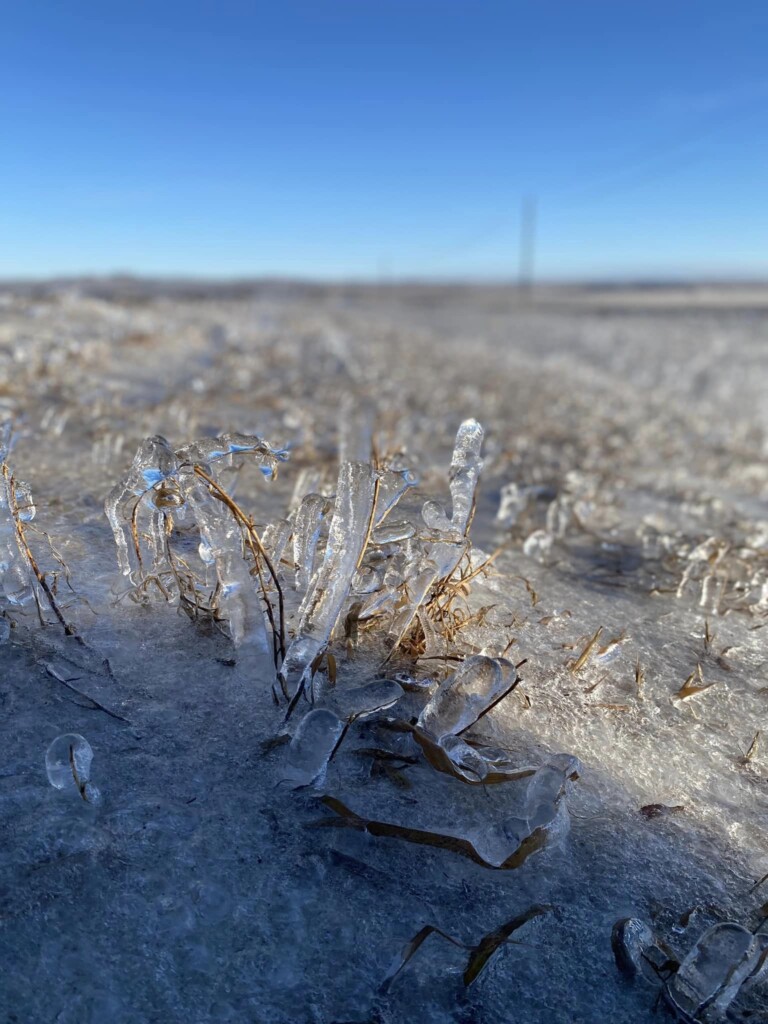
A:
[45,734,101,804]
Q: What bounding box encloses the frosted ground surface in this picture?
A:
[1,280,768,1023]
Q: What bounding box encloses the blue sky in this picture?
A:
[2,1,767,280]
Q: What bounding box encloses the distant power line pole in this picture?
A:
[518,195,537,294]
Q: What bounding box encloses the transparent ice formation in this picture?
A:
[666,923,768,1021]
[471,755,580,867]
[45,733,101,804]
[284,708,346,789]
[0,420,37,606]
[321,678,404,723]
[104,430,288,658]
[412,656,524,783]
[447,417,484,533]
[279,460,377,697]
[417,655,517,739]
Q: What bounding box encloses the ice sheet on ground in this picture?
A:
[2,281,768,1023]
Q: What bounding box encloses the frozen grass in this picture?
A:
[1,281,768,1023]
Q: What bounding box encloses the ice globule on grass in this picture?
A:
[292,493,331,595]
[373,468,419,527]
[104,434,178,581]
[320,679,404,724]
[611,917,768,1020]
[413,656,525,783]
[470,756,580,867]
[417,655,515,740]
[46,733,102,805]
[284,708,346,790]
[611,917,675,983]
[665,923,768,1021]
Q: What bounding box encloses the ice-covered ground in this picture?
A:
[1,280,767,1023]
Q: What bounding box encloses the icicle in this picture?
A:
[262,518,292,568]
[448,419,484,534]
[177,466,270,653]
[292,493,331,594]
[104,435,178,578]
[0,423,36,606]
[374,468,418,526]
[278,461,376,698]
[338,398,373,465]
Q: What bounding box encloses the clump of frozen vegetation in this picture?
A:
[0,420,39,612]
[105,417,581,873]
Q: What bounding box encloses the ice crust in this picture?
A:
[2,282,768,1023]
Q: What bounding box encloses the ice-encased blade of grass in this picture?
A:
[279,460,376,698]
[105,431,287,658]
[373,468,418,526]
[0,422,38,606]
[320,679,404,723]
[177,466,270,653]
[104,434,178,579]
[471,756,580,867]
[387,540,467,649]
[448,418,484,534]
[292,493,331,594]
[386,422,483,652]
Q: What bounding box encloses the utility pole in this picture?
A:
[518,195,537,297]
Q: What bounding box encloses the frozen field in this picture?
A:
[1,280,768,1023]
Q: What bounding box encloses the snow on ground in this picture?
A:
[1,281,767,1023]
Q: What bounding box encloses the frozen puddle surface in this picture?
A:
[1,282,767,1023]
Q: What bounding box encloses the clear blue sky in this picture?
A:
[2,1,767,280]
